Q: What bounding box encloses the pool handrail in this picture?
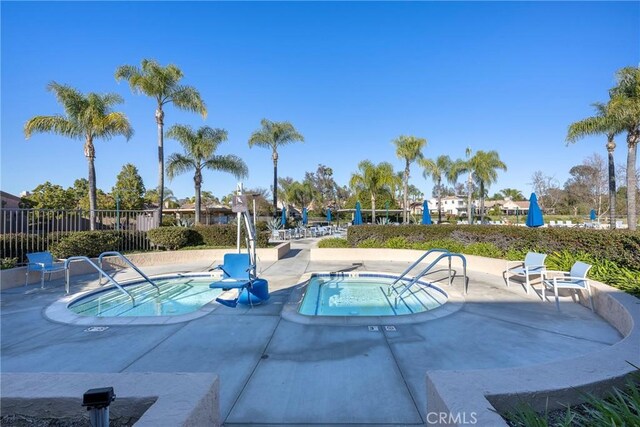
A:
[64,256,135,305]
[393,252,468,306]
[98,251,159,295]
[389,248,453,292]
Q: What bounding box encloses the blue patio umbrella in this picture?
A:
[326,209,332,223]
[281,206,286,226]
[354,201,363,225]
[590,209,597,221]
[421,200,432,225]
[302,207,308,225]
[525,193,544,227]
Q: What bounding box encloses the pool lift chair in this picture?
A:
[209,183,269,308]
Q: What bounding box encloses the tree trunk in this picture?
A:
[85,137,97,231]
[156,106,165,225]
[467,173,473,224]
[403,162,409,223]
[479,182,485,224]
[371,195,376,224]
[194,169,202,225]
[607,137,616,229]
[272,150,278,218]
[627,130,638,231]
[437,178,442,223]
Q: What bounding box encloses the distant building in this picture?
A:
[1,191,22,209]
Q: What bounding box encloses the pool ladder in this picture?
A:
[64,251,158,306]
[387,249,468,308]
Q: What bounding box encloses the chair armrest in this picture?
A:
[27,262,47,270]
[524,264,546,272]
[554,276,588,283]
[505,261,524,269]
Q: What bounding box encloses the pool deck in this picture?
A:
[0,238,632,425]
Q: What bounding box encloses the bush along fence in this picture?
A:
[0,208,156,267]
[147,224,270,251]
[341,225,640,297]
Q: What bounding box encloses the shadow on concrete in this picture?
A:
[281,249,302,259]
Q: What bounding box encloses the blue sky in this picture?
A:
[2,1,639,201]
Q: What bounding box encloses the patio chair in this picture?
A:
[542,261,593,312]
[505,252,547,295]
[549,220,556,227]
[209,253,256,307]
[25,251,67,289]
[565,220,573,228]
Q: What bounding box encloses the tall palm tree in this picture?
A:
[609,66,640,231]
[349,160,396,223]
[450,150,507,224]
[115,59,207,222]
[24,82,133,230]
[166,125,248,225]
[393,135,426,223]
[419,155,452,223]
[567,101,625,229]
[248,119,304,216]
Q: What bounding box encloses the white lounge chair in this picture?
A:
[549,220,556,227]
[505,252,547,295]
[542,261,593,312]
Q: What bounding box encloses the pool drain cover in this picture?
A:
[385,326,397,331]
[85,327,109,332]
[368,326,379,331]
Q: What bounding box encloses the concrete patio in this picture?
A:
[0,237,632,426]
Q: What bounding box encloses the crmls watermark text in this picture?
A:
[426,411,478,425]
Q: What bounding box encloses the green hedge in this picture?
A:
[346,225,640,297]
[147,228,202,250]
[147,225,270,250]
[50,231,122,259]
[347,225,640,270]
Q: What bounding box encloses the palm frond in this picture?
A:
[166,153,195,180]
[24,116,81,139]
[170,85,207,117]
[203,154,249,179]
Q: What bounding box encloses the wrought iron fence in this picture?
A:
[0,208,158,263]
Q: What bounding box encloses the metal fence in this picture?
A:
[1,208,158,262]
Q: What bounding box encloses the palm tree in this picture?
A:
[349,160,396,223]
[248,119,304,216]
[609,66,640,231]
[24,82,133,230]
[115,59,206,222]
[450,150,507,224]
[419,155,452,223]
[393,135,426,223]
[499,188,526,201]
[166,125,248,225]
[567,101,625,229]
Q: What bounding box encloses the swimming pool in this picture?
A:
[68,274,223,317]
[298,273,448,316]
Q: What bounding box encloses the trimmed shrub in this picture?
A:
[1,258,18,270]
[0,234,43,264]
[385,237,410,249]
[410,239,465,253]
[464,242,503,258]
[193,225,269,248]
[50,231,122,258]
[147,227,201,250]
[318,238,350,248]
[347,225,640,270]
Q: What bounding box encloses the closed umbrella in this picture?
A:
[281,206,287,226]
[525,193,544,227]
[590,209,596,221]
[421,200,432,225]
[302,207,308,225]
[354,201,363,225]
[326,209,332,223]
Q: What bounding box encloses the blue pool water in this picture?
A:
[68,275,222,317]
[298,273,447,316]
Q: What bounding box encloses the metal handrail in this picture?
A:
[393,252,468,307]
[388,248,453,293]
[97,251,159,294]
[64,256,135,305]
